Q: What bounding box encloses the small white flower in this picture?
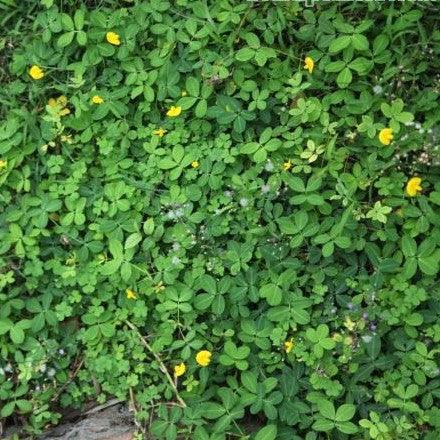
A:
[415,122,421,129]
[265,160,274,172]
[261,184,270,194]
[58,349,65,355]
[39,364,47,373]
[171,256,181,265]
[224,190,233,198]
[373,85,383,95]
[166,211,176,220]
[47,368,56,377]
[172,243,180,251]
[239,197,248,207]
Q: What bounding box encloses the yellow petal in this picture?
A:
[174,362,186,377]
[195,350,212,367]
[106,31,121,46]
[126,288,137,299]
[166,106,182,117]
[304,56,314,74]
[406,177,422,197]
[378,128,393,145]
[92,95,104,104]
[29,65,44,80]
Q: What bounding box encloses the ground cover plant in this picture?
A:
[1,0,440,439]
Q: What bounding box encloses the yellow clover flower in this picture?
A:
[48,95,70,116]
[304,56,314,74]
[106,31,121,46]
[284,338,294,353]
[174,362,186,377]
[166,106,182,117]
[91,95,104,105]
[126,288,137,300]
[195,350,212,367]
[283,160,292,171]
[344,316,356,332]
[406,177,422,197]
[0,159,7,170]
[153,128,167,137]
[378,128,393,145]
[191,161,199,169]
[154,281,165,294]
[29,65,44,80]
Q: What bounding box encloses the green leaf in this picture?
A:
[317,399,335,419]
[337,67,353,88]
[125,232,142,249]
[402,236,417,257]
[77,31,87,46]
[254,424,277,440]
[235,47,255,62]
[195,99,207,118]
[109,239,123,259]
[57,31,75,48]
[329,35,352,53]
[16,399,33,412]
[336,421,358,434]
[186,77,200,96]
[203,402,226,419]
[373,34,389,54]
[10,326,25,344]
[74,9,85,29]
[322,242,334,257]
[418,255,438,275]
[352,33,369,51]
[1,401,15,418]
[312,418,334,431]
[0,319,12,335]
[260,284,283,306]
[335,404,356,422]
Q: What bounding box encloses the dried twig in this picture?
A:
[51,358,84,402]
[125,320,186,408]
[83,398,122,416]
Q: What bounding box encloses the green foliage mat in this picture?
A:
[1,1,440,439]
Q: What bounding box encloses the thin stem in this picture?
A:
[125,320,186,408]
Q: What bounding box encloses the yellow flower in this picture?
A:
[378,128,393,145]
[304,56,314,74]
[126,288,137,300]
[195,350,212,367]
[344,336,354,346]
[191,161,199,169]
[29,65,44,80]
[283,160,292,171]
[406,177,422,197]
[174,362,186,377]
[91,95,104,105]
[166,106,182,117]
[331,332,343,342]
[284,338,294,353]
[0,159,7,170]
[106,31,121,46]
[154,281,165,294]
[181,90,187,97]
[344,316,356,332]
[153,128,167,137]
[48,96,70,116]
